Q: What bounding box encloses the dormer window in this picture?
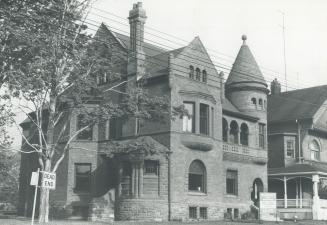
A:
[189,66,194,79]
[196,68,201,81]
[202,70,207,83]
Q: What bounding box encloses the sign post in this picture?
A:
[30,168,40,225]
[30,170,56,225]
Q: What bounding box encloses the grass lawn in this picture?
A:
[1,218,327,225]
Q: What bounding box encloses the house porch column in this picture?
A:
[284,176,287,208]
[312,174,320,220]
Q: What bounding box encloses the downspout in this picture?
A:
[167,151,172,221]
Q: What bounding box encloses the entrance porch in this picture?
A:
[268,163,327,220]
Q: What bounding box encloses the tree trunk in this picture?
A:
[38,158,51,223]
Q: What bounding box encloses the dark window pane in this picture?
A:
[226,170,238,195]
[189,207,197,219]
[144,160,158,175]
[77,115,93,140]
[200,104,209,135]
[74,163,91,193]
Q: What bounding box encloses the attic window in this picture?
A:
[202,70,207,83]
[196,68,201,81]
[251,98,256,105]
[189,66,194,79]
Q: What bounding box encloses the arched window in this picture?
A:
[251,98,257,105]
[240,123,249,146]
[310,140,320,161]
[188,160,206,192]
[229,121,239,144]
[222,118,228,142]
[189,66,194,79]
[202,70,207,83]
[258,99,263,109]
[196,68,201,81]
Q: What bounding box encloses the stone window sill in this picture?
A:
[188,191,207,196]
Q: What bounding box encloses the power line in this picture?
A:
[90,5,302,82]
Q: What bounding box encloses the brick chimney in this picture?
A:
[127,2,147,81]
[270,78,281,95]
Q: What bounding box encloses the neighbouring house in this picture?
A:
[18,2,268,221]
[267,80,327,220]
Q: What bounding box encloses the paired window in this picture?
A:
[182,102,195,133]
[188,207,208,220]
[188,160,206,192]
[259,124,265,148]
[144,160,158,175]
[200,104,209,135]
[226,170,238,195]
[74,163,91,193]
[77,115,93,140]
[310,140,320,161]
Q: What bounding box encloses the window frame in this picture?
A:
[144,160,159,176]
[74,163,92,193]
[189,65,194,79]
[202,70,207,83]
[182,102,195,133]
[285,138,295,158]
[195,68,201,81]
[76,115,93,141]
[226,170,238,195]
[259,123,265,148]
[310,140,320,161]
[188,160,206,193]
[199,103,209,135]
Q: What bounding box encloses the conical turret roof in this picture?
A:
[226,35,267,91]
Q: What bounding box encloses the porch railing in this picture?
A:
[276,199,312,209]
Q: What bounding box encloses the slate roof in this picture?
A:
[269,162,327,175]
[226,38,267,90]
[112,31,166,57]
[268,85,327,123]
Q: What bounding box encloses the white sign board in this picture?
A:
[259,192,277,221]
[30,171,39,186]
[41,171,56,190]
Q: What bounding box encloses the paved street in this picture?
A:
[1,218,327,225]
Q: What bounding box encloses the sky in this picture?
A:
[88,0,327,91]
[7,0,327,147]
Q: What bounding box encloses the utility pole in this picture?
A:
[278,10,287,91]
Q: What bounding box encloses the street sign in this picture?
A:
[41,171,56,190]
[30,171,39,186]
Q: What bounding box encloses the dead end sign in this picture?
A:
[41,171,56,190]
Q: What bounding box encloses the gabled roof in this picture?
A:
[226,36,267,90]
[268,85,327,123]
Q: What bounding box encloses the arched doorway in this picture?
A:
[251,178,264,206]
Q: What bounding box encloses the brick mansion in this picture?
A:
[19,2,274,222]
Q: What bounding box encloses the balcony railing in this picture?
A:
[276,199,312,209]
[222,142,267,159]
